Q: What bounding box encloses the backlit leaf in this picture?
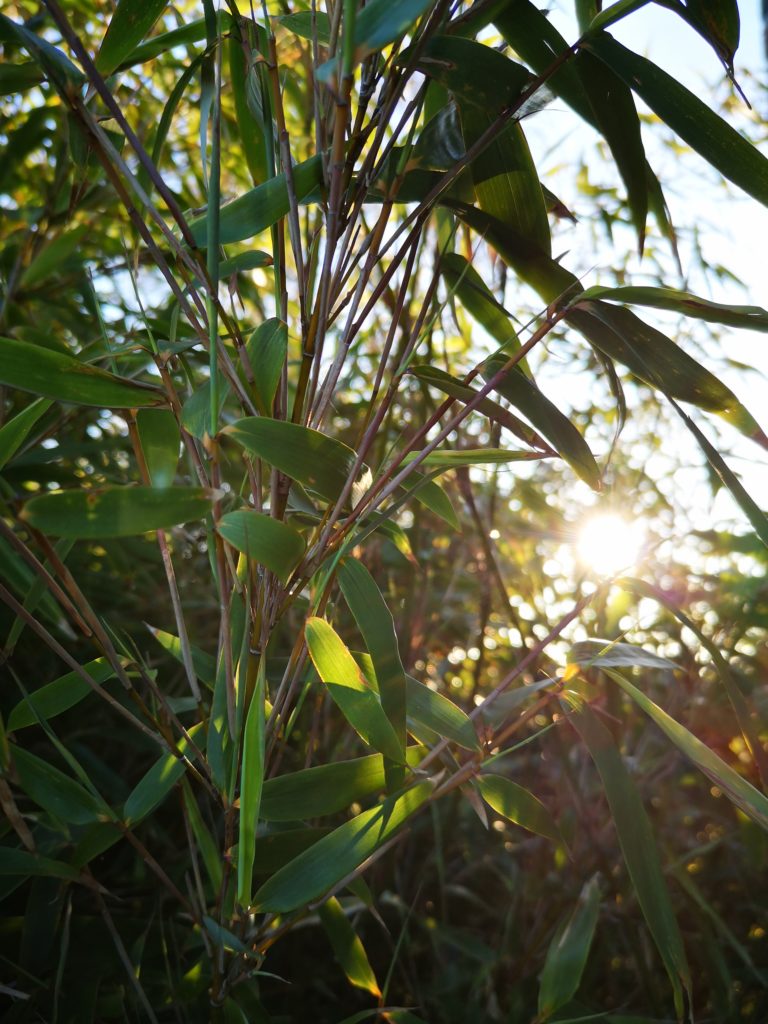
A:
[318,896,381,996]
[0,398,51,471]
[217,510,305,583]
[136,408,180,487]
[477,773,561,841]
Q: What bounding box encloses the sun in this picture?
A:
[576,513,645,577]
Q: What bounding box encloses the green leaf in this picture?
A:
[305,618,405,763]
[680,0,740,71]
[228,23,269,187]
[338,558,407,786]
[278,11,332,46]
[566,698,691,1018]
[21,486,219,538]
[538,875,601,1020]
[318,896,381,997]
[252,827,333,874]
[567,301,768,447]
[353,0,433,63]
[482,355,601,490]
[11,746,108,826]
[136,408,180,487]
[180,378,230,440]
[0,847,83,882]
[21,226,90,288]
[580,285,768,333]
[95,0,168,77]
[405,675,479,751]
[0,398,51,471]
[253,780,434,912]
[217,510,305,583]
[440,253,519,351]
[7,659,115,732]
[123,723,206,825]
[585,33,768,209]
[402,448,544,469]
[477,773,561,842]
[225,417,356,505]
[260,746,426,821]
[182,780,222,891]
[403,471,460,530]
[603,668,768,832]
[189,155,324,246]
[147,626,216,687]
[0,337,164,408]
[238,661,266,907]
[569,639,679,672]
[409,365,554,452]
[245,319,287,415]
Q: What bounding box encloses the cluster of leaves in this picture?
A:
[1,0,767,1021]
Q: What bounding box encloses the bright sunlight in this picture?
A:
[576,513,645,576]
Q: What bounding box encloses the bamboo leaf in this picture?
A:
[136,409,180,487]
[405,675,479,752]
[147,626,216,687]
[11,746,109,826]
[217,510,305,583]
[305,618,405,764]
[570,640,679,672]
[403,471,460,530]
[603,668,768,831]
[0,847,83,882]
[226,417,357,504]
[566,698,691,1018]
[7,659,115,732]
[245,319,287,415]
[0,398,52,471]
[260,747,426,821]
[0,337,164,408]
[538,875,601,1020]
[318,896,382,997]
[440,253,519,351]
[580,285,768,333]
[402,448,546,469]
[237,661,266,907]
[585,33,768,208]
[278,12,332,46]
[123,723,206,826]
[338,558,407,786]
[21,486,220,538]
[95,0,169,77]
[252,780,434,912]
[482,355,601,490]
[21,226,90,288]
[353,0,433,62]
[189,155,324,246]
[477,773,561,842]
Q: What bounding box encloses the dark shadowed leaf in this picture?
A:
[12,746,109,826]
[538,875,601,1020]
[123,723,206,825]
[580,285,768,332]
[8,659,115,731]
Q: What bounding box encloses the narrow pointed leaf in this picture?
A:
[123,723,205,825]
[482,355,601,490]
[585,34,768,208]
[253,780,434,912]
[8,659,115,732]
[217,510,305,583]
[0,847,83,882]
[21,226,90,288]
[260,746,426,822]
[570,640,678,671]
[538,875,601,1019]
[353,0,433,63]
[403,471,460,530]
[477,773,561,841]
[566,698,691,1017]
[440,252,519,350]
[580,285,768,333]
[318,896,381,996]
[0,398,51,471]
[278,12,332,46]
[406,675,479,751]
[238,661,266,907]
[305,618,405,763]
[604,668,768,831]
[136,408,180,487]
[95,0,168,76]
[0,337,164,407]
[12,746,108,826]
[403,448,545,469]
[147,626,216,687]
[21,486,219,538]
[246,319,287,415]
[405,36,532,112]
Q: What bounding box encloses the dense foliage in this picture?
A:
[1,0,767,1021]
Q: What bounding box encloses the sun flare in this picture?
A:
[576,513,645,577]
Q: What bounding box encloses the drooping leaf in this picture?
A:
[226,417,357,504]
[189,155,324,246]
[0,337,164,408]
[21,486,219,538]
[440,252,519,351]
[566,697,691,1018]
[7,659,115,732]
[604,668,768,831]
[136,408,180,487]
[405,675,479,751]
[95,0,168,77]
[123,723,206,826]
[338,558,407,786]
[253,780,434,912]
[482,354,601,490]
[580,285,768,332]
[0,398,52,471]
[260,746,426,822]
[217,510,305,583]
[585,33,768,209]
[318,896,381,996]
[305,618,404,763]
[680,0,740,71]
[477,773,561,842]
[237,661,266,907]
[11,746,109,826]
[402,448,545,469]
[245,319,287,415]
[538,875,601,1020]
[570,639,679,672]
